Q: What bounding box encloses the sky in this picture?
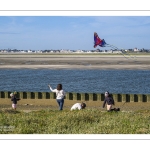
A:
[0,16,150,50]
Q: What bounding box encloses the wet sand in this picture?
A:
[0,54,150,70]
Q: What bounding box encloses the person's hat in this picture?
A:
[10,93,14,97]
[105,91,109,96]
[14,91,17,94]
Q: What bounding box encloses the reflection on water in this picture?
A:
[0,69,149,94]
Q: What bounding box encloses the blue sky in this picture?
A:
[0,16,150,50]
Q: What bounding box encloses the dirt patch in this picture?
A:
[0,98,150,112]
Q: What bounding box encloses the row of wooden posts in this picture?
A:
[0,91,150,102]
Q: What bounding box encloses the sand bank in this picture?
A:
[0,54,149,70]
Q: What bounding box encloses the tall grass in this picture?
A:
[0,109,150,134]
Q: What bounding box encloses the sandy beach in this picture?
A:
[0,54,150,70]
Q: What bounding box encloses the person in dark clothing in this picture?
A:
[102,91,115,111]
[10,91,20,110]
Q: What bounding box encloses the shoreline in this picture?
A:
[0,64,150,70]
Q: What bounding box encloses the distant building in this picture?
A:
[112,50,122,53]
[134,48,140,52]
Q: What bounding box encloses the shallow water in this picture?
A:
[0,69,149,94]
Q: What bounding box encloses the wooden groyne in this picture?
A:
[0,91,150,102]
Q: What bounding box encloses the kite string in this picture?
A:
[105,43,136,60]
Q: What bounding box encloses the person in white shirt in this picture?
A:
[71,102,86,111]
[48,84,65,110]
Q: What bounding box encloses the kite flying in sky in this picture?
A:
[94,32,118,49]
[93,32,136,59]
[94,32,107,48]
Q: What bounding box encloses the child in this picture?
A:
[102,91,115,111]
[10,91,20,110]
[71,102,86,111]
[48,84,65,110]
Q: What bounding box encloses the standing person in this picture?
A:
[102,91,115,111]
[10,91,20,110]
[48,84,65,110]
[70,102,86,111]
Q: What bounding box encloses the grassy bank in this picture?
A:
[0,99,150,134]
[0,108,150,134]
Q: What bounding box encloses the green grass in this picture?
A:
[0,109,150,134]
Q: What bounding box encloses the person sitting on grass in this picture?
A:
[71,102,86,111]
[10,91,20,110]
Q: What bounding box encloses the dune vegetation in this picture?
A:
[0,108,150,134]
